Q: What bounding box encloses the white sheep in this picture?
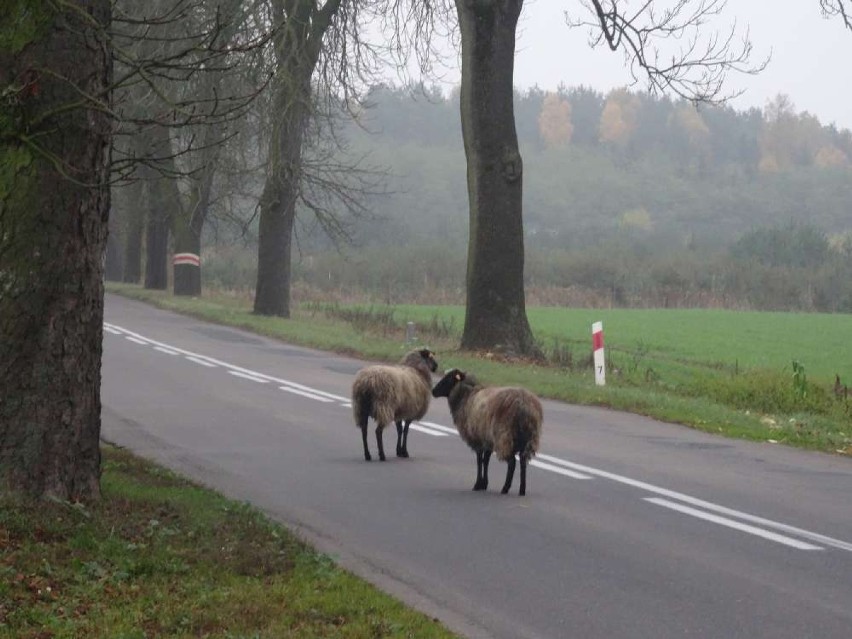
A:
[432,368,542,496]
[351,348,438,461]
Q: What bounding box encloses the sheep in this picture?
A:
[432,368,542,496]
[351,348,438,461]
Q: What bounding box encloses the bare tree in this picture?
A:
[110,0,272,292]
[821,0,852,31]
[253,0,396,317]
[567,0,767,103]
[1,0,112,500]
[454,0,763,356]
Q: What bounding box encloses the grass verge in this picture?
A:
[105,283,852,456]
[0,445,457,639]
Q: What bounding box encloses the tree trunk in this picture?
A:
[172,213,203,296]
[0,0,112,501]
[455,0,539,357]
[122,177,145,283]
[104,208,123,281]
[139,127,180,290]
[253,5,316,317]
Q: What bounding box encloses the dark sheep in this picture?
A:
[432,368,543,496]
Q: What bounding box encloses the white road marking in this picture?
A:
[105,321,852,553]
[538,454,852,553]
[418,420,459,435]
[409,423,449,437]
[645,498,824,551]
[530,460,592,480]
[228,370,270,383]
[281,386,334,402]
[154,346,180,356]
[185,356,217,368]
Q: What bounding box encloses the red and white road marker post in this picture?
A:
[592,321,605,386]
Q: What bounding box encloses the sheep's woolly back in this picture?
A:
[448,381,542,461]
[351,351,434,429]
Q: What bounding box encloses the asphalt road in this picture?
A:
[101,294,852,639]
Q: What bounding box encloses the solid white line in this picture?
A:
[104,326,122,335]
[281,386,334,403]
[228,370,269,383]
[154,346,179,355]
[340,402,352,408]
[409,424,449,437]
[185,356,217,368]
[530,460,592,480]
[645,498,823,551]
[125,336,149,345]
[538,454,852,553]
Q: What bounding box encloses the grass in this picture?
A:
[106,283,852,455]
[0,446,457,639]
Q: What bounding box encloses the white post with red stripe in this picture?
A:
[173,253,201,267]
[592,321,605,386]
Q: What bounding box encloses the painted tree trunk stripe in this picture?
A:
[173,253,201,266]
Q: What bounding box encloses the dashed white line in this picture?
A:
[281,386,334,402]
[185,356,217,368]
[409,423,449,437]
[228,370,270,383]
[538,454,852,553]
[530,460,592,480]
[418,421,459,435]
[106,321,852,554]
[645,498,824,551]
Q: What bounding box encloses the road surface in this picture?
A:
[102,294,852,639]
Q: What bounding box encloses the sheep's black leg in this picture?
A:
[395,420,410,458]
[361,423,371,461]
[473,450,486,490]
[375,425,386,461]
[501,454,517,494]
[473,450,491,491]
[401,420,411,457]
[482,450,492,490]
[395,421,404,457]
[518,455,528,496]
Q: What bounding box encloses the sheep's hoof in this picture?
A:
[364,454,372,461]
[379,453,386,461]
[397,450,409,458]
[473,481,487,491]
[500,487,510,495]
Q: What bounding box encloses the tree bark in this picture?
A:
[139,127,180,290]
[121,177,145,283]
[253,0,330,317]
[455,0,539,356]
[0,0,112,500]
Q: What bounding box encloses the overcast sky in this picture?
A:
[506,0,851,130]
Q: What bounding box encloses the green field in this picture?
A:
[374,304,852,384]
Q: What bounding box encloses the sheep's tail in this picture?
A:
[512,403,542,462]
[352,387,373,429]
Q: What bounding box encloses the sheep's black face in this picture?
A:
[432,369,464,398]
[419,348,439,373]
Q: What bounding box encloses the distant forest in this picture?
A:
[203,84,852,313]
